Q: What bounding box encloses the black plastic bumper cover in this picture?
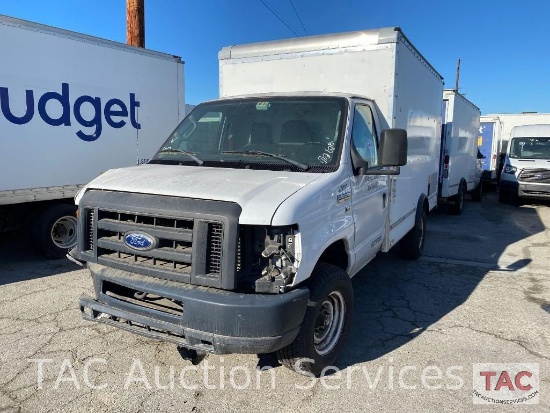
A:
[80,263,310,354]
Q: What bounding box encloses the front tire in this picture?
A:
[277,263,353,377]
[32,204,78,258]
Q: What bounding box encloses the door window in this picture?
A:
[352,105,378,167]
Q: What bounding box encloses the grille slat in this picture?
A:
[97,237,192,263]
[98,218,193,242]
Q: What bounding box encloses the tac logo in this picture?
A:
[472,363,539,404]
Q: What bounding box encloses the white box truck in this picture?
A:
[499,124,550,202]
[478,115,503,183]
[484,112,550,154]
[438,90,482,214]
[73,28,443,375]
[0,14,185,257]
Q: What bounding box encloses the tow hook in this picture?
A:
[177,346,207,365]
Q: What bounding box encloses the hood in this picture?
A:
[77,164,323,225]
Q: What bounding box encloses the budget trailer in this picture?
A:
[0,14,184,257]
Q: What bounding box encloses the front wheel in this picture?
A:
[277,263,354,376]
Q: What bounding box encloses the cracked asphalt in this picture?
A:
[0,192,549,412]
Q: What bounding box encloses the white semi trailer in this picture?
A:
[0,14,185,257]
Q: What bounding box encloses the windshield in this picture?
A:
[151,97,347,172]
[509,137,550,159]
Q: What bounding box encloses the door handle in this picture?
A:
[383,193,387,208]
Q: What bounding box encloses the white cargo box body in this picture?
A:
[485,113,550,154]
[0,14,185,203]
[439,90,481,197]
[219,28,443,246]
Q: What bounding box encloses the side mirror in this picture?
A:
[379,129,407,166]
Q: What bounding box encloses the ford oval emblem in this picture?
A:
[124,232,157,251]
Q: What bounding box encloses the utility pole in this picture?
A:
[126,0,145,48]
[454,58,460,93]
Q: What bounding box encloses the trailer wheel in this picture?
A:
[399,205,426,260]
[471,182,483,202]
[277,263,353,377]
[32,204,78,258]
[449,182,465,215]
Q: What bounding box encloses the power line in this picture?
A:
[258,0,300,37]
[289,0,308,35]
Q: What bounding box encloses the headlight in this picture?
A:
[503,164,517,174]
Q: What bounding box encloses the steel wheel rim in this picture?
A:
[51,216,78,248]
[314,291,346,356]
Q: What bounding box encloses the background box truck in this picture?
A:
[478,115,503,183]
[0,14,185,257]
[73,27,443,376]
[484,112,550,154]
[438,90,482,214]
[499,124,550,202]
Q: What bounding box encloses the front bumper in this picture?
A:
[500,179,550,199]
[80,263,310,354]
[499,179,519,196]
[518,182,550,199]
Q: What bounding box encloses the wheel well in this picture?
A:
[423,197,429,214]
[318,240,348,271]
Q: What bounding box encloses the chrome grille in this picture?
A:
[78,190,240,290]
[518,168,550,184]
[92,209,223,286]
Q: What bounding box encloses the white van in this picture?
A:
[499,124,550,202]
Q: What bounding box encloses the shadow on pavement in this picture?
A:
[336,191,547,368]
[0,231,79,285]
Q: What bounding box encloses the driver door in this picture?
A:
[350,102,388,272]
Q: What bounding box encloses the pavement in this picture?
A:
[0,191,548,412]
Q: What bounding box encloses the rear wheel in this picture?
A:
[400,206,426,260]
[471,181,483,202]
[32,204,78,258]
[449,183,465,215]
[277,263,353,376]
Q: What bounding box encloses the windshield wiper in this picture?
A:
[156,148,203,165]
[221,150,308,171]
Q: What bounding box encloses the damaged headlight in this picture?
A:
[237,225,301,294]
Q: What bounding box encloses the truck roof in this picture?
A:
[198,91,370,104]
[511,124,550,138]
[443,89,480,112]
[219,27,442,81]
[0,13,182,63]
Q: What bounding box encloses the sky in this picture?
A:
[1,0,549,114]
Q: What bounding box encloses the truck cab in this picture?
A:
[75,94,408,375]
[499,124,550,202]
